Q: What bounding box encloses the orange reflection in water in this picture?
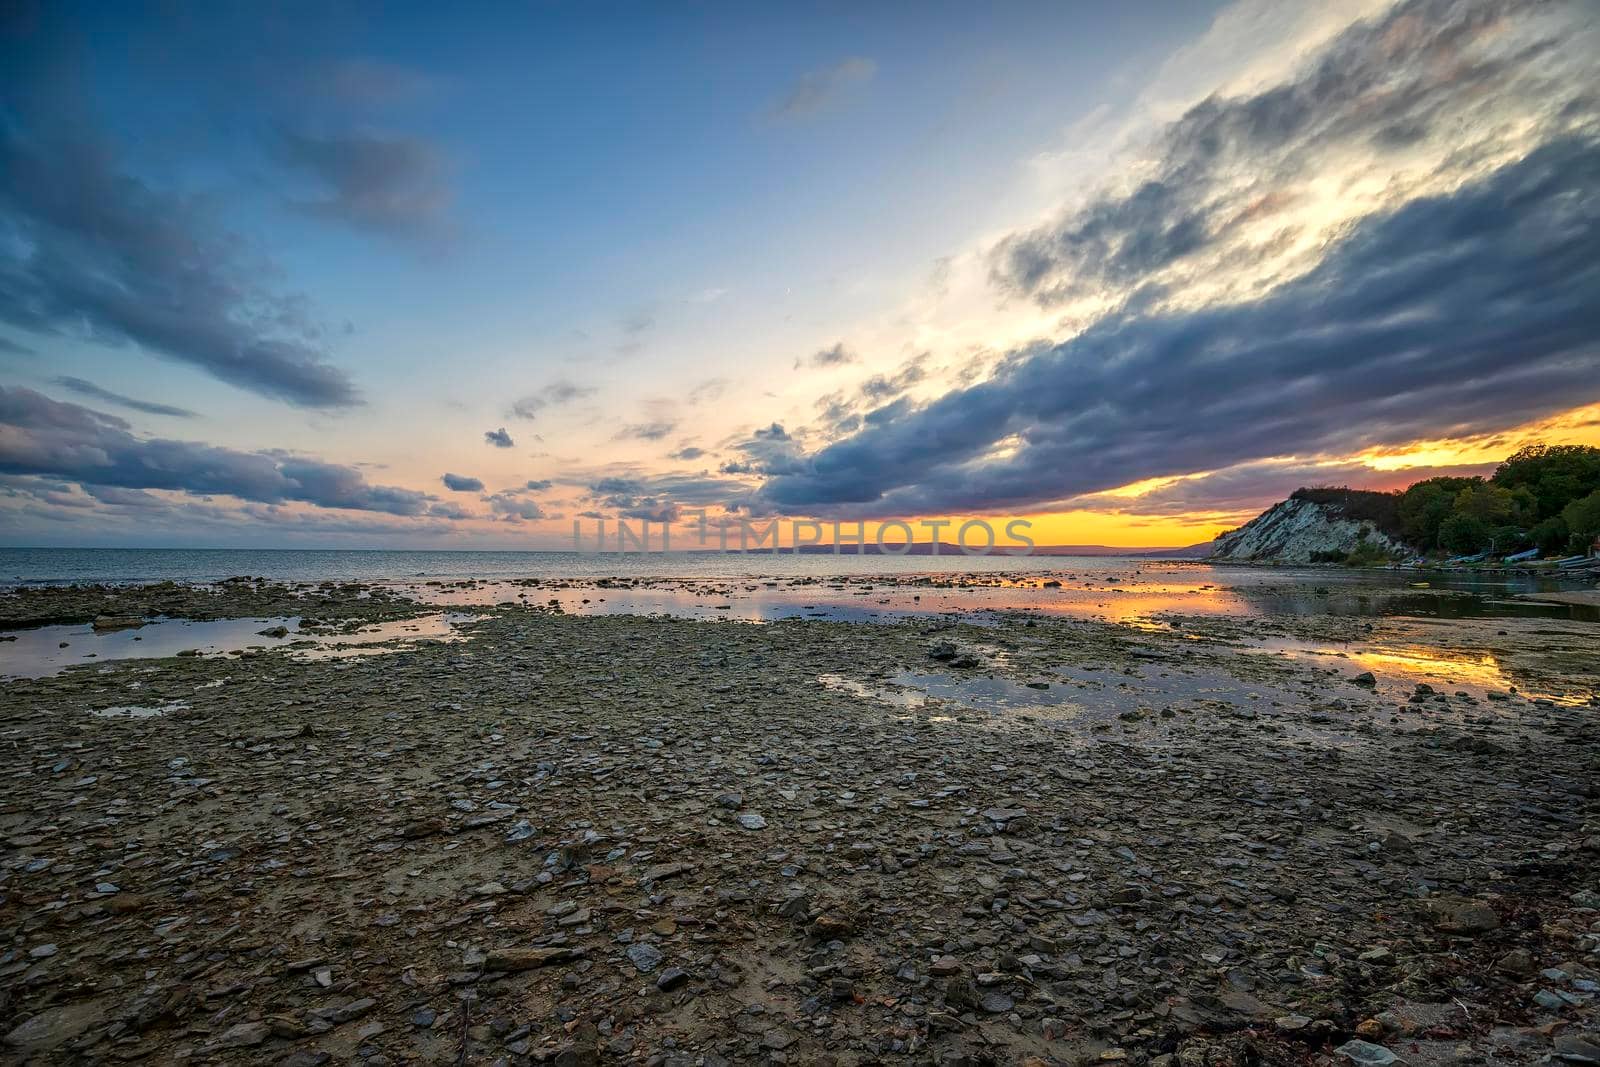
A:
[1347,647,1507,689]
[1283,642,1589,706]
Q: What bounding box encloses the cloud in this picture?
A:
[620,308,655,336]
[484,426,515,448]
[795,342,857,370]
[1070,458,1497,520]
[276,128,453,241]
[524,479,553,491]
[670,446,705,461]
[441,472,484,492]
[611,306,657,357]
[714,422,806,479]
[989,0,1591,311]
[619,501,680,523]
[0,336,34,355]
[587,472,750,515]
[52,376,197,418]
[687,378,728,405]
[768,57,876,121]
[859,353,929,402]
[755,133,1600,517]
[488,494,546,521]
[615,420,677,442]
[0,387,430,514]
[82,484,164,508]
[510,380,596,420]
[0,128,359,407]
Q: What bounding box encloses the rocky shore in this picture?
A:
[2,582,1597,1066]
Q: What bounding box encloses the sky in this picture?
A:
[3,0,1599,550]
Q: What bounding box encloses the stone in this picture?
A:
[1496,948,1535,975]
[807,913,854,939]
[314,998,376,1025]
[626,942,664,973]
[736,812,767,830]
[1426,896,1500,933]
[213,1020,271,1048]
[1335,1040,1399,1066]
[637,862,692,885]
[980,991,1015,1014]
[486,947,584,971]
[1554,1034,1600,1065]
[92,615,147,631]
[280,1053,331,1067]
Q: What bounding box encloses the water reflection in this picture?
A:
[91,703,180,719]
[0,613,479,679]
[387,565,1598,625]
[1252,637,1593,707]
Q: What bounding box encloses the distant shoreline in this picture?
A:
[0,543,1212,557]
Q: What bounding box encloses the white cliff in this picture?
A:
[1209,496,1409,563]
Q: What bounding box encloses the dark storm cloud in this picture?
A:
[484,426,515,448]
[441,472,485,493]
[82,484,165,508]
[990,0,1582,306]
[276,128,453,241]
[768,57,876,122]
[756,135,1600,517]
[0,130,360,407]
[795,342,857,370]
[715,422,806,479]
[52,376,197,418]
[0,387,430,514]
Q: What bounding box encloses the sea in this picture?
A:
[0,546,1116,586]
[3,546,1596,681]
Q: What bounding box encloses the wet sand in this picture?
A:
[1,578,1597,1065]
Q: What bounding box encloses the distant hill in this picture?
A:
[689,542,1213,557]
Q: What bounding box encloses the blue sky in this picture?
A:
[4,0,1600,547]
